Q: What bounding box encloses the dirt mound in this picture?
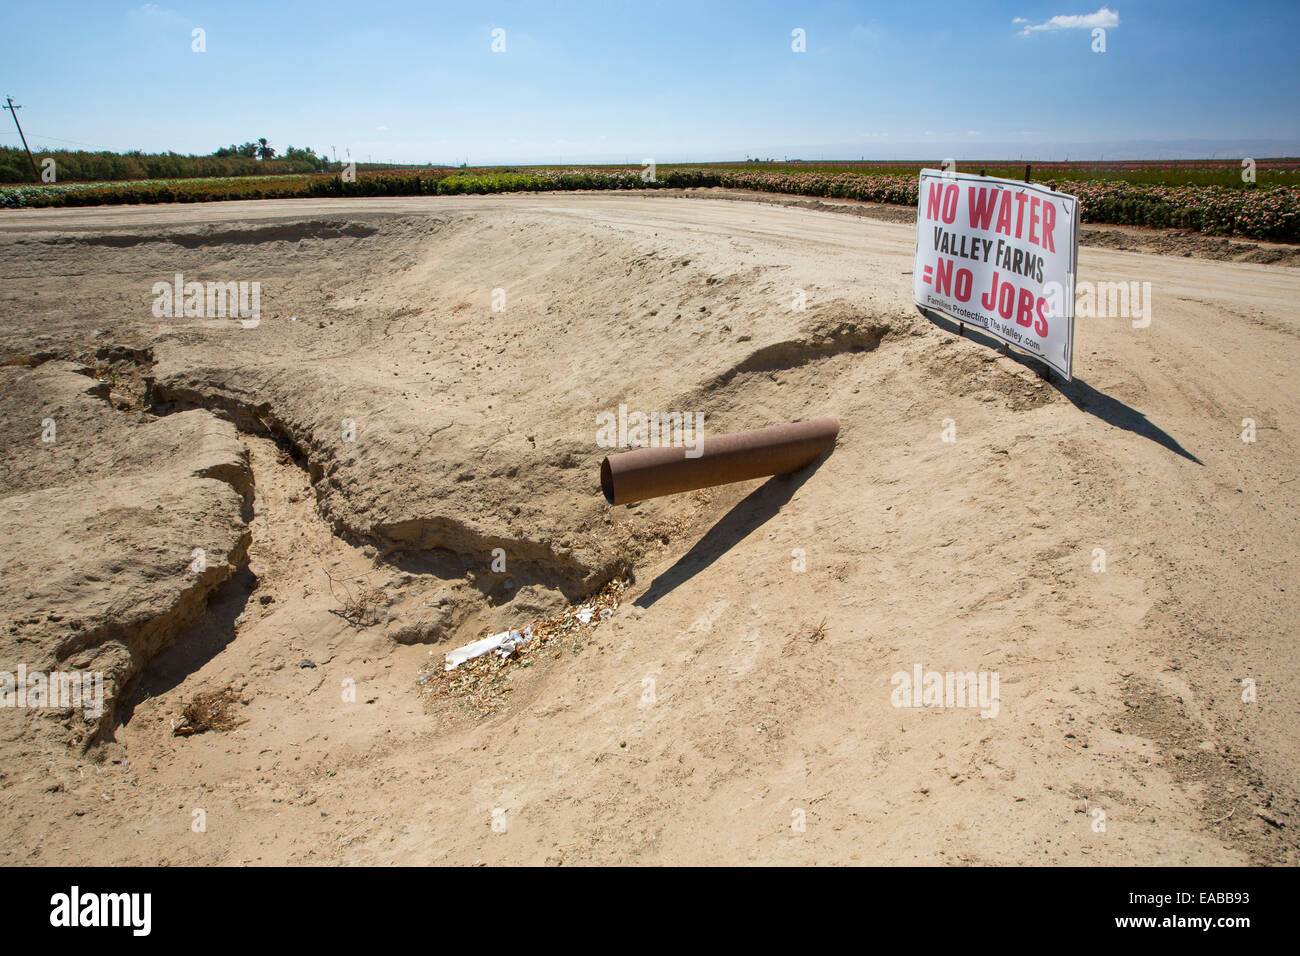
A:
[0,210,924,744]
[138,213,922,607]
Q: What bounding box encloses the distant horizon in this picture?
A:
[9,146,1300,169]
[10,133,1300,168]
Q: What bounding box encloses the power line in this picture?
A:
[2,97,39,179]
[0,130,110,150]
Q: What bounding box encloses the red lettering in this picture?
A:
[995,191,1013,236]
[998,282,1015,320]
[926,182,945,221]
[981,271,1000,311]
[1040,200,1057,253]
[1028,196,1040,246]
[968,187,998,231]
[1016,286,1035,327]
[954,268,973,302]
[1034,297,1050,336]
[941,184,959,224]
[1013,192,1029,239]
[934,257,954,296]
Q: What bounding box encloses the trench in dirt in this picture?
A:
[118,432,377,722]
[64,348,449,731]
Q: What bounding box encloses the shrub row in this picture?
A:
[3,168,1296,242]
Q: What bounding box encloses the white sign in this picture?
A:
[913,169,1079,379]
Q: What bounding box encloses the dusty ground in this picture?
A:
[0,193,1295,865]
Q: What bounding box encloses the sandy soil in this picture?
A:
[0,193,1295,865]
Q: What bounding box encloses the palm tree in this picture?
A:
[256,137,276,161]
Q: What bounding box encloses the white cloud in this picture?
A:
[1015,7,1119,36]
[849,23,885,44]
[138,3,181,20]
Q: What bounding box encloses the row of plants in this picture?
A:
[3,167,1296,241]
[0,145,339,185]
[0,175,320,207]
[1055,179,1300,239]
[689,161,1300,190]
[710,168,1300,240]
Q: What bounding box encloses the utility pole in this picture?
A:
[3,96,39,180]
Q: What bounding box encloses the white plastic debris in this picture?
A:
[444,629,531,670]
[575,607,594,625]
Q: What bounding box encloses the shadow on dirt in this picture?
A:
[1058,377,1202,464]
[922,309,1202,464]
[115,565,257,730]
[633,452,829,609]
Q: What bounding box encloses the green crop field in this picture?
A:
[4,159,1297,243]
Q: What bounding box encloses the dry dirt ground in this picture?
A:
[0,193,1295,865]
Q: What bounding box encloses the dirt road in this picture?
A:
[0,193,1295,864]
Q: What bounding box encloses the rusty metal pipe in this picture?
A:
[600,417,839,506]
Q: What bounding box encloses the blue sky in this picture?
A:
[2,1,1297,164]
